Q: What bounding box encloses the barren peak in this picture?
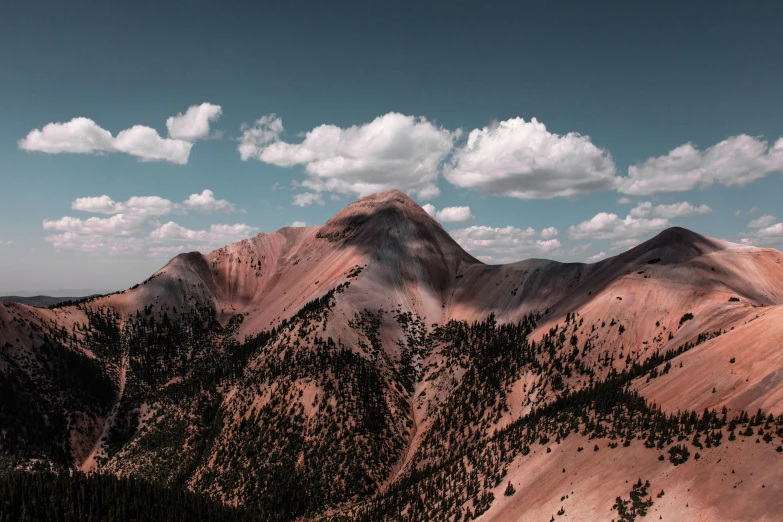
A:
[324,190,429,225]
[648,226,719,249]
[316,189,445,243]
[342,189,418,210]
[624,226,725,262]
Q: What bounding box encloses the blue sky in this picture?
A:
[1,1,782,293]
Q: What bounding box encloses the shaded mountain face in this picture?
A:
[2,189,783,521]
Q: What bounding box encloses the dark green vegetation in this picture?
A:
[612,479,654,521]
[0,471,261,522]
[3,287,783,521]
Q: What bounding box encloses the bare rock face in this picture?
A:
[2,190,783,521]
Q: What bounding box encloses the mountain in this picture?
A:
[2,189,783,521]
[0,294,102,308]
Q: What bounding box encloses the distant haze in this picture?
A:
[0,289,112,298]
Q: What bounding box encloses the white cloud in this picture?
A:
[444,117,617,199]
[237,114,285,161]
[540,226,559,239]
[618,135,783,195]
[239,112,457,200]
[747,215,776,228]
[72,195,123,214]
[450,225,562,261]
[166,103,222,141]
[435,206,474,223]
[587,252,607,262]
[418,204,474,223]
[149,222,259,244]
[292,192,325,207]
[43,214,149,236]
[19,103,221,164]
[628,201,711,219]
[739,222,783,247]
[112,125,193,164]
[72,191,235,216]
[753,223,783,239]
[569,200,706,242]
[149,222,207,241]
[0,240,13,246]
[18,117,114,154]
[569,212,669,240]
[45,232,145,254]
[617,197,632,205]
[124,196,178,216]
[289,221,308,227]
[182,189,236,213]
[45,190,247,256]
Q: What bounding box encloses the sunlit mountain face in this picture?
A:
[2,190,783,520]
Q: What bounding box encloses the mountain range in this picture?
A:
[2,189,783,521]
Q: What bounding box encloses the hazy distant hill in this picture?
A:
[0,294,100,308]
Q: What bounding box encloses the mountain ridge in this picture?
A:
[2,189,783,521]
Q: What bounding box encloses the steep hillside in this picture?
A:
[2,189,783,521]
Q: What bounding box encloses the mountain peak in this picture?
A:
[622,226,725,264]
[317,189,437,243]
[338,189,420,213]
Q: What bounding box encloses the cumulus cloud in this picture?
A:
[747,215,777,228]
[618,135,783,195]
[44,190,248,255]
[237,114,285,161]
[444,117,617,199]
[569,212,669,240]
[166,103,223,141]
[149,222,258,243]
[435,206,474,223]
[112,126,193,164]
[617,197,632,205]
[18,117,114,154]
[587,252,607,262]
[752,223,783,239]
[739,213,783,247]
[540,227,559,239]
[45,232,146,255]
[182,189,236,213]
[739,222,783,247]
[72,195,124,214]
[0,240,14,246]
[421,204,474,223]
[292,192,325,207]
[289,221,308,227]
[19,103,221,164]
[569,200,707,241]
[43,214,149,236]
[450,225,561,262]
[72,190,235,216]
[628,201,711,219]
[238,112,457,200]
